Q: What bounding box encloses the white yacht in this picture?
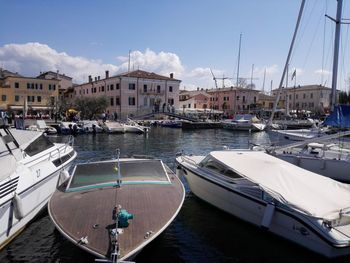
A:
[124,119,150,133]
[221,114,266,132]
[0,121,77,250]
[101,121,126,133]
[176,149,350,258]
[78,120,103,133]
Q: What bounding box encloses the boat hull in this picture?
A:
[48,165,184,260]
[0,150,76,249]
[176,162,350,258]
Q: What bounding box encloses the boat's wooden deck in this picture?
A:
[49,167,184,259]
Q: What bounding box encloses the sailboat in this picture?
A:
[269,0,350,182]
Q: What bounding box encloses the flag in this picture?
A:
[291,69,296,80]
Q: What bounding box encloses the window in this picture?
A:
[35,83,38,89]
[31,83,34,89]
[169,86,173,92]
[289,94,292,100]
[24,134,54,157]
[303,93,306,99]
[168,98,174,105]
[199,158,225,174]
[110,97,114,106]
[129,83,136,90]
[110,84,114,90]
[296,94,298,99]
[194,103,197,108]
[188,103,191,108]
[101,86,105,92]
[116,83,120,90]
[94,87,96,93]
[37,96,41,102]
[15,82,19,88]
[27,83,30,89]
[53,84,56,90]
[128,97,135,105]
[49,84,52,90]
[15,95,19,102]
[40,84,43,90]
[143,84,147,93]
[157,85,161,93]
[243,96,246,102]
[116,97,120,105]
[1,95,6,101]
[320,92,323,98]
[310,93,313,99]
[236,96,240,101]
[27,96,35,102]
[254,96,256,103]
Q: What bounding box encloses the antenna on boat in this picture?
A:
[115,149,121,187]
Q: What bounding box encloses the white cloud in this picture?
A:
[314,69,331,76]
[117,48,184,79]
[0,42,119,83]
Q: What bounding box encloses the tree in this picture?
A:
[75,96,109,120]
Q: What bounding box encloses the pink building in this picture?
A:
[180,87,261,115]
[72,70,181,118]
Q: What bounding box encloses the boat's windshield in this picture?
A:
[24,134,54,156]
[66,159,170,192]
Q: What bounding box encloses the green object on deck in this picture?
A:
[118,209,134,228]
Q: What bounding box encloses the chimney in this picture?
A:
[170,73,174,79]
[56,70,59,79]
[105,70,109,79]
[98,76,100,80]
[197,87,199,91]
[95,77,97,81]
[88,75,92,83]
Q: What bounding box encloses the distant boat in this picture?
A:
[78,120,103,133]
[27,120,57,135]
[49,154,185,261]
[221,114,266,131]
[0,121,76,249]
[101,121,126,133]
[176,149,350,257]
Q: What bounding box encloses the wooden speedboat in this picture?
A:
[49,155,185,262]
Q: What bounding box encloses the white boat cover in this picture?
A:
[210,150,350,220]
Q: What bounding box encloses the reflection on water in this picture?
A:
[0,127,348,263]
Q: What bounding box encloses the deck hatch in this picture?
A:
[66,159,171,192]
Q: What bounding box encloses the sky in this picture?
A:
[0,0,349,91]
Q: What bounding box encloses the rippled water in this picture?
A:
[0,127,349,262]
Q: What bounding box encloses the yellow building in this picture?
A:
[0,69,59,116]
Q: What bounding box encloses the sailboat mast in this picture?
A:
[330,0,343,111]
[236,33,242,87]
[268,0,305,126]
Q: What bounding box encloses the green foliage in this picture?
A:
[74,96,108,119]
[338,91,350,104]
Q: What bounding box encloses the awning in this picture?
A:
[9,105,24,110]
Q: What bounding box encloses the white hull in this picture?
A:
[177,165,350,258]
[0,142,76,249]
[270,129,325,141]
[276,154,350,183]
[222,122,266,131]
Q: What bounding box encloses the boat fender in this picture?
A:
[13,193,24,220]
[261,203,275,230]
[58,170,70,186]
[118,209,134,228]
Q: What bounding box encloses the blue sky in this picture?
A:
[0,0,349,91]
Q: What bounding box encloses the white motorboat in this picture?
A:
[0,121,77,250]
[176,149,350,258]
[124,119,150,133]
[101,121,126,133]
[269,127,328,141]
[59,121,83,135]
[28,120,57,135]
[78,120,103,133]
[222,114,266,132]
[49,153,185,262]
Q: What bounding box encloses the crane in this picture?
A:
[210,68,233,89]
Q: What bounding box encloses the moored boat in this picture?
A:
[0,120,76,250]
[49,153,185,261]
[176,149,350,258]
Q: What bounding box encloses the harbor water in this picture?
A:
[0,127,349,263]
